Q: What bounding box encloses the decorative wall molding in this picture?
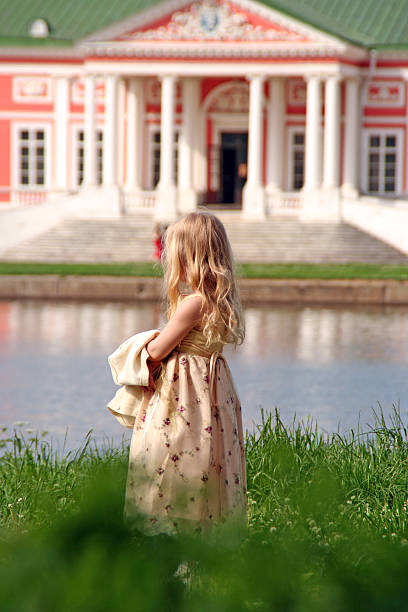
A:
[287,79,306,105]
[13,77,52,103]
[204,80,249,112]
[363,80,404,108]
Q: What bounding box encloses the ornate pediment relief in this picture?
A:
[117,0,309,43]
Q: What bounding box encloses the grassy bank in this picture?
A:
[1,261,408,279]
[1,407,408,610]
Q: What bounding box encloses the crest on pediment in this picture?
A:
[118,0,309,42]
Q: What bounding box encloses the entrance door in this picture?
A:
[220,132,248,204]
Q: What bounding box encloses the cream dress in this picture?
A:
[124,297,247,537]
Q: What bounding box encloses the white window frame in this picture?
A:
[147,124,179,189]
[71,125,104,188]
[12,123,51,190]
[287,125,305,191]
[361,128,403,196]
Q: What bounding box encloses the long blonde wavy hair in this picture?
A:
[162,212,245,347]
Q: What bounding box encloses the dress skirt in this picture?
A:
[123,347,248,537]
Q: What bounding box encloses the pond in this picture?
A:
[1,298,407,452]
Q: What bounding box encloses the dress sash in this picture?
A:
[176,333,230,408]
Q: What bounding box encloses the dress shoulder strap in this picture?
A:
[180,292,202,301]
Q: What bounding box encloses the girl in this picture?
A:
[124,212,247,537]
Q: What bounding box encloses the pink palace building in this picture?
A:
[1,0,408,250]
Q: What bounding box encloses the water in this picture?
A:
[1,299,407,452]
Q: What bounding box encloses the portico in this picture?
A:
[75,65,361,222]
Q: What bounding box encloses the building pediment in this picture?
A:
[83,0,361,59]
[117,0,310,43]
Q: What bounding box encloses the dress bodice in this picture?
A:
[178,327,224,358]
[176,293,225,357]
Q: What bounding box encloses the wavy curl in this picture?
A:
[162,212,245,347]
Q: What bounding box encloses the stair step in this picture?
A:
[2,215,408,265]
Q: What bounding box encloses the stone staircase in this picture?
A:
[2,211,408,264]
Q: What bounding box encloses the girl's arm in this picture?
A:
[146,295,203,362]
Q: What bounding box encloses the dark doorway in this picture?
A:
[221,132,248,204]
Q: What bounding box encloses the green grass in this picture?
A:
[0,261,163,277]
[1,261,408,279]
[1,406,408,610]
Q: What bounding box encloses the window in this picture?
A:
[75,129,103,186]
[366,132,399,195]
[150,129,179,188]
[288,130,305,190]
[17,128,47,187]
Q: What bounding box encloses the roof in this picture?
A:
[0,0,408,49]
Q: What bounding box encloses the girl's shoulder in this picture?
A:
[178,293,205,330]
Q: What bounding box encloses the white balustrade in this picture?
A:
[123,190,157,212]
[266,191,303,215]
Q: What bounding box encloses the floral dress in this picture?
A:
[123,313,248,537]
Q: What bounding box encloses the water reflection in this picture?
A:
[1,299,407,451]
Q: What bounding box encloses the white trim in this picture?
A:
[146,112,183,123]
[362,115,408,125]
[84,40,356,59]
[0,64,83,76]
[287,125,305,191]
[0,49,83,60]
[0,111,104,120]
[361,128,403,196]
[11,122,52,190]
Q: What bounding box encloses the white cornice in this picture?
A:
[83,59,361,78]
[0,63,83,76]
[0,46,82,59]
[83,40,367,61]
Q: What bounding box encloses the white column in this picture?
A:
[54,76,69,191]
[84,74,97,187]
[178,78,198,213]
[266,78,285,192]
[242,74,266,219]
[117,78,126,187]
[103,75,119,186]
[126,78,144,191]
[323,75,341,190]
[155,74,177,221]
[342,77,360,197]
[304,74,323,191]
[193,105,206,193]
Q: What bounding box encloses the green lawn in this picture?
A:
[1,406,408,610]
[1,261,408,279]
